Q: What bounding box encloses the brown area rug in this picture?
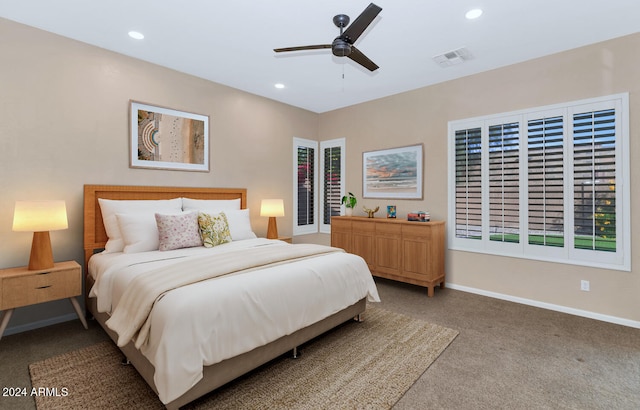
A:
[29,308,457,409]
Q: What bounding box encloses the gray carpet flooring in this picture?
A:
[1,278,639,409]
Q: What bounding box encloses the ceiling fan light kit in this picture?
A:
[274,3,382,72]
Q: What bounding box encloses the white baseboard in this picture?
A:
[446,283,640,329]
[3,313,80,337]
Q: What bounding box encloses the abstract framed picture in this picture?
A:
[130,101,209,172]
[363,144,423,199]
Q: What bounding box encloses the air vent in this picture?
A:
[432,47,473,68]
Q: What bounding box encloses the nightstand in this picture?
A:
[278,237,293,244]
[0,260,88,340]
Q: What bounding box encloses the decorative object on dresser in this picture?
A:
[408,210,430,222]
[387,205,396,218]
[363,144,423,199]
[12,200,68,270]
[331,216,445,297]
[260,198,285,239]
[341,192,357,216]
[0,261,88,340]
[363,205,379,218]
[130,101,209,172]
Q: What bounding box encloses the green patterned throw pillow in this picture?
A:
[198,212,232,248]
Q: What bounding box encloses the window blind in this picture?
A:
[527,116,564,247]
[448,93,629,270]
[323,145,342,225]
[296,145,315,227]
[488,122,520,243]
[573,109,616,252]
[455,128,482,239]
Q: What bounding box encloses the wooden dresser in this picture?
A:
[331,216,445,296]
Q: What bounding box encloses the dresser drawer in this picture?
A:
[1,268,81,310]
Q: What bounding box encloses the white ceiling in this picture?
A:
[1,1,638,113]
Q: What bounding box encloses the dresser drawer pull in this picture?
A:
[38,272,51,275]
[36,285,52,289]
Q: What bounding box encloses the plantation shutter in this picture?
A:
[527,115,564,247]
[573,109,616,252]
[296,144,315,228]
[449,93,628,270]
[322,144,342,225]
[454,127,482,239]
[488,122,520,243]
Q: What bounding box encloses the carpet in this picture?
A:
[29,308,458,409]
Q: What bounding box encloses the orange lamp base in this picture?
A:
[28,231,54,270]
[266,217,279,239]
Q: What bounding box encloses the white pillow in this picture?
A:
[182,197,240,212]
[98,198,182,253]
[116,213,160,253]
[197,208,256,241]
[224,209,257,241]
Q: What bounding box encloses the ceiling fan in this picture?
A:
[274,3,382,72]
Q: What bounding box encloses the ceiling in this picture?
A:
[1,1,638,113]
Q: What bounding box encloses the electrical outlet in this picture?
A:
[580,280,590,292]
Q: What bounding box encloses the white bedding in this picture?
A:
[88,238,380,404]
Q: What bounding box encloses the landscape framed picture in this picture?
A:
[130,101,210,171]
[363,144,423,199]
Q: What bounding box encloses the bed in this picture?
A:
[83,185,380,409]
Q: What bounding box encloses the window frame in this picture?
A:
[293,137,345,236]
[447,93,630,271]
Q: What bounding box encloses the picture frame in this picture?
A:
[130,101,210,172]
[387,205,397,218]
[363,144,423,199]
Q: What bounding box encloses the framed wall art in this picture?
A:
[363,144,423,199]
[130,101,210,172]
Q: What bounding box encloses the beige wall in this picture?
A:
[319,33,640,324]
[2,17,637,333]
[0,18,317,332]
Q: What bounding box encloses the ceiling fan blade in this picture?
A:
[274,44,332,53]
[347,46,379,71]
[341,3,382,44]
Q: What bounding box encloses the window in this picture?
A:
[320,139,345,233]
[448,94,630,270]
[293,137,345,235]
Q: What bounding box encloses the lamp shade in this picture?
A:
[260,199,285,217]
[13,200,68,232]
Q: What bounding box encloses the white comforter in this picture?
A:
[88,238,380,404]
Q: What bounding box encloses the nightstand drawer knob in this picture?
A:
[36,285,52,289]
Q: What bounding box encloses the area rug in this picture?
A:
[29,308,458,409]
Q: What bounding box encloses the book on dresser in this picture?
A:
[331,216,445,297]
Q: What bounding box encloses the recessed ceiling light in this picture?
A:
[274,83,285,89]
[465,8,483,20]
[128,31,145,40]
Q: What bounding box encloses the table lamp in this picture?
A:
[12,200,68,270]
[260,199,285,239]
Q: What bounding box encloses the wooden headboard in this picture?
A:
[83,185,247,268]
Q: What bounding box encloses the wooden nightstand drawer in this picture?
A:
[2,269,81,309]
[0,261,82,310]
[0,260,87,340]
